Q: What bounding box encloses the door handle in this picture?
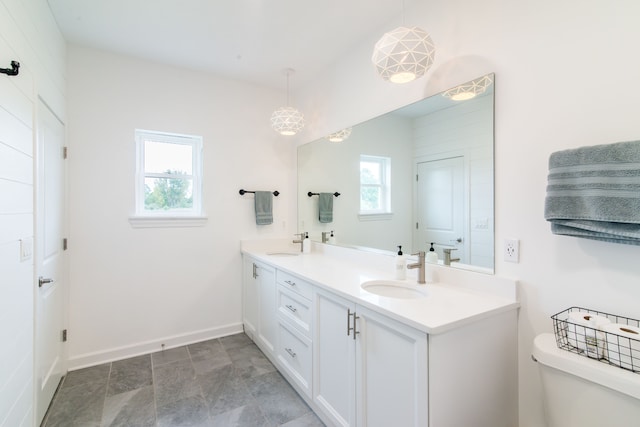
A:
[38,276,54,287]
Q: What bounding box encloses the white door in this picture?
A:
[355,305,428,427]
[313,289,356,427]
[416,157,465,261]
[35,99,67,425]
[256,261,277,354]
[242,257,259,340]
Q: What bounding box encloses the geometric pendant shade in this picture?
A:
[372,26,435,84]
[326,127,352,143]
[271,68,305,136]
[442,74,493,101]
[271,106,305,136]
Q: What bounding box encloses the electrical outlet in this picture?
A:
[504,239,519,263]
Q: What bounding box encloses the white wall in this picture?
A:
[0,0,65,426]
[295,0,640,426]
[66,46,296,367]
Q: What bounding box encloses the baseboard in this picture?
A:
[67,322,244,370]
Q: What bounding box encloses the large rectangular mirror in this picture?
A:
[298,73,494,273]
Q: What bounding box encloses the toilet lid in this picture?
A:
[533,333,640,399]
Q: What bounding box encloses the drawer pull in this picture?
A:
[285,280,296,287]
[286,304,297,313]
[285,347,297,358]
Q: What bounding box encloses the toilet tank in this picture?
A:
[533,333,640,427]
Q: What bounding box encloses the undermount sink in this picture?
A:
[266,252,299,256]
[361,280,427,299]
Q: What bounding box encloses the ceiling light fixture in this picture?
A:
[443,75,493,101]
[326,128,352,143]
[270,68,305,136]
[371,2,435,84]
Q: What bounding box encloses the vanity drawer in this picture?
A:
[277,322,312,398]
[276,270,313,300]
[277,285,312,337]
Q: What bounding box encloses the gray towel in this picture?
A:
[254,191,273,225]
[318,193,333,223]
[544,140,640,245]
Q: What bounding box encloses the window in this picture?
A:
[360,155,391,215]
[131,129,205,227]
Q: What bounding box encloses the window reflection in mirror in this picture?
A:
[298,73,494,274]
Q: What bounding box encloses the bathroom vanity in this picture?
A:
[241,240,519,427]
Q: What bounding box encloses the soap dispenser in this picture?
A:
[302,232,311,253]
[395,245,406,280]
[426,243,438,264]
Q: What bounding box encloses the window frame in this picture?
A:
[359,154,392,216]
[130,129,206,228]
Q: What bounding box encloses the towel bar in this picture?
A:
[308,192,340,197]
[239,189,279,196]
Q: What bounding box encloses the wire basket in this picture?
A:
[552,307,640,373]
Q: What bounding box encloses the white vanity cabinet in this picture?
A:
[242,257,277,355]
[313,288,428,427]
[275,270,314,397]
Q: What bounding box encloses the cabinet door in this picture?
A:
[256,261,277,354]
[242,257,259,340]
[313,288,356,427]
[355,305,428,427]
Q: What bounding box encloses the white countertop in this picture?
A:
[242,239,519,335]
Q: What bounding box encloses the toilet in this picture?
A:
[533,333,640,427]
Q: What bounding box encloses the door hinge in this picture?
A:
[63,238,68,250]
[62,329,68,342]
[416,174,419,181]
[416,222,419,229]
[63,146,68,159]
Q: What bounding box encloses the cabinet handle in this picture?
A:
[286,304,297,313]
[285,280,296,287]
[347,308,359,338]
[252,263,258,278]
[285,347,297,358]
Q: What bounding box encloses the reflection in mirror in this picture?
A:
[298,73,494,273]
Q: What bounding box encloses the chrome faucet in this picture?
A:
[443,248,460,266]
[293,233,305,252]
[407,251,426,284]
[321,231,330,243]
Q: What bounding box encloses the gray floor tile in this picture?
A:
[44,380,107,427]
[228,343,276,379]
[154,358,201,407]
[43,334,325,427]
[189,339,232,375]
[198,366,255,416]
[156,394,211,427]
[209,404,272,427]
[63,363,111,388]
[101,385,156,427]
[219,333,253,351]
[108,354,153,396]
[280,412,326,427]
[245,371,311,425]
[152,345,190,367]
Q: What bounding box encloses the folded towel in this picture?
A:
[254,191,273,225]
[318,193,333,223]
[544,140,640,245]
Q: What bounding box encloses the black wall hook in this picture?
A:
[0,61,20,77]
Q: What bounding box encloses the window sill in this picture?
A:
[128,215,208,228]
[358,212,393,221]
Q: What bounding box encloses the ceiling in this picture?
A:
[47,0,416,90]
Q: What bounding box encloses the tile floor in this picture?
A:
[42,333,325,427]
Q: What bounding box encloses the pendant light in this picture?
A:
[270,68,305,136]
[326,128,352,143]
[442,75,493,101]
[372,2,435,84]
